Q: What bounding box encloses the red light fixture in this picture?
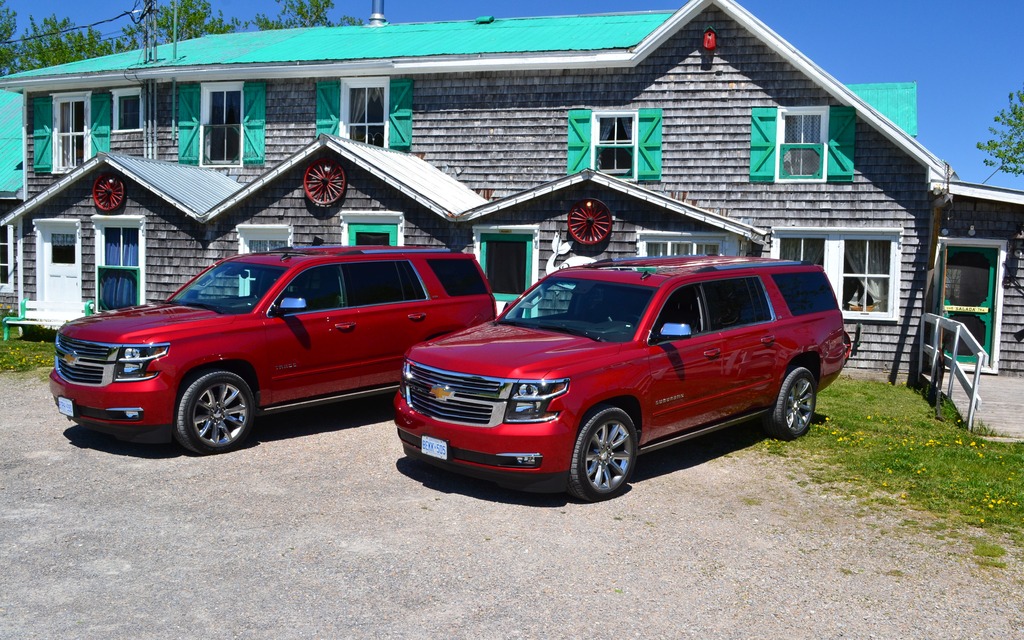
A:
[702,26,717,52]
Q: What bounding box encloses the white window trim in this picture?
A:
[0,225,14,294]
[92,215,146,304]
[473,224,541,301]
[200,82,244,168]
[776,106,829,184]
[340,77,390,148]
[637,231,734,257]
[111,87,143,132]
[236,224,293,254]
[591,110,639,179]
[340,211,404,245]
[51,91,91,174]
[771,226,902,321]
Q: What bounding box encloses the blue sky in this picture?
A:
[6,0,1024,191]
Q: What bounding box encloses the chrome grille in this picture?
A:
[403,361,512,427]
[55,334,117,386]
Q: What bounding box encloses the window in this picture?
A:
[702,277,772,330]
[342,212,403,246]
[112,88,142,131]
[237,225,292,254]
[316,78,413,151]
[0,225,13,292]
[772,271,839,316]
[344,79,387,147]
[94,216,144,310]
[749,106,856,183]
[567,109,662,180]
[53,93,89,172]
[427,258,489,297]
[773,228,901,320]
[639,234,723,257]
[342,261,426,307]
[477,230,536,304]
[202,83,242,166]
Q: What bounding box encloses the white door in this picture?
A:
[36,220,82,303]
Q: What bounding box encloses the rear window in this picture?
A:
[701,277,772,330]
[772,271,838,316]
[426,258,489,297]
[342,260,426,306]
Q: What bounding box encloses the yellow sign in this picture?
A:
[944,305,988,314]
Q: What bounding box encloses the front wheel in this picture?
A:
[174,371,255,455]
[567,405,637,502]
[763,367,817,440]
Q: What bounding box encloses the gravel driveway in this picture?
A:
[2,370,1021,639]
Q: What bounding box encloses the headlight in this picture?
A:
[115,344,169,381]
[504,378,569,423]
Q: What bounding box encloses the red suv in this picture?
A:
[395,256,850,501]
[52,247,494,454]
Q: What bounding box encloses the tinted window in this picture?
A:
[342,260,426,307]
[772,271,838,316]
[427,258,489,297]
[702,277,771,330]
[281,265,344,312]
[653,285,704,335]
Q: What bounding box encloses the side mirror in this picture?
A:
[271,297,307,316]
[656,322,692,343]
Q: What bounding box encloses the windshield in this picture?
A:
[501,276,655,343]
[170,262,288,315]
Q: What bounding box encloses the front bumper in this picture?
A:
[49,369,174,443]
[394,394,575,493]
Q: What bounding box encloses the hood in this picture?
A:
[59,304,235,343]
[408,321,624,379]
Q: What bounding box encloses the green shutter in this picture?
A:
[177,84,200,165]
[827,105,856,183]
[315,80,340,137]
[637,108,663,181]
[389,78,413,151]
[243,82,266,165]
[749,107,778,182]
[90,93,111,156]
[567,109,592,174]
[32,97,53,173]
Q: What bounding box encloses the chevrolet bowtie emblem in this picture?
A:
[62,352,79,366]
[429,385,454,402]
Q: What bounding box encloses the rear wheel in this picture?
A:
[173,371,255,455]
[567,405,637,502]
[763,367,817,440]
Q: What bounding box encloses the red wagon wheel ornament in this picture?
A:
[92,173,126,212]
[567,199,613,245]
[303,158,347,206]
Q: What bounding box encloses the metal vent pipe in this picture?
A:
[369,0,386,26]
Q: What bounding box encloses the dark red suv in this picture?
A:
[52,247,494,454]
[395,256,850,501]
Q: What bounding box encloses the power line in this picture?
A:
[0,2,148,46]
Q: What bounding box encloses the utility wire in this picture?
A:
[0,2,148,46]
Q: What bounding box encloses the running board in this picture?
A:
[639,410,768,455]
[257,385,398,416]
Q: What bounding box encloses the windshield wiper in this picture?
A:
[177,301,223,313]
[533,322,604,342]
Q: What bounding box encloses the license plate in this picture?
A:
[421,435,448,460]
[57,396,74,417]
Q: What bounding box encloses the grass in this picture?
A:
[759,377,1024,544]
[0,326,56,372]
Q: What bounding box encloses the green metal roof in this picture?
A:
[848,82,918,137]
[5,12,676,80]
[0,90,22,196]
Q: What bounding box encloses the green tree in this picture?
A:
[251,0,360,30]
[17,15,120,71]
[0,0,17,75]
[120,0,242,49]
[978,86,1024,177]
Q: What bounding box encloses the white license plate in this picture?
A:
[421,435,448,460]
[57,396,74,417]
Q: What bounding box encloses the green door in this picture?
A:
[480,233,533,305]
[348,223,397,246]
[942,245,997,363]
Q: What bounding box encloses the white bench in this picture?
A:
[3,299,96,340]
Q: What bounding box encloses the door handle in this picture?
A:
[703,348,721,359]
[334,322,356,332]
[761,335,776,345]
[408,313,427,321]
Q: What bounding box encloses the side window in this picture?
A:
[283,265,345,313]
[426,258,488,297]
[772,271,839,316]
[653,285,704,336]
[112,88,142,131]
[342,260,426,307]
[701,277,771,331]
[567,108,662,180]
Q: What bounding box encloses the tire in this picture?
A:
[763,367,817,441]
[567,405,638,502]
[173,371,255,455]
